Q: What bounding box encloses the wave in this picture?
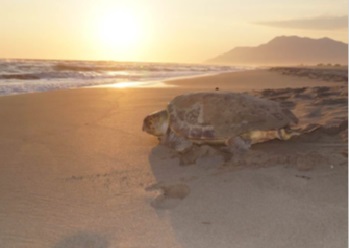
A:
[0,59,248,95]
[0,73,41,80]
[54,64,98,71]
[52,62,229,73]
[0,79,116,96]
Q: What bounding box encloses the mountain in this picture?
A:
[207,36,348,66]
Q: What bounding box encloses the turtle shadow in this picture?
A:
[146,132,348,247]
[149,143,230,166]
[148,127,348,175]
[53,231,110,248]
[147,143,233,211]
[147,125,348,211]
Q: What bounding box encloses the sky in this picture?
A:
[0,0,347,63]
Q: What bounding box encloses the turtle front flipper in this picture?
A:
[225,136,251,165]
[161,130,193,153]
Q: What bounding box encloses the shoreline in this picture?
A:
[0,70,237,97]
[165,67,347,90]
[1,66,346,97]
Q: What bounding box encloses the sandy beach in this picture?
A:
[0,68,347,247]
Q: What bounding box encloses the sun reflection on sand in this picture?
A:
[90,81,175,88]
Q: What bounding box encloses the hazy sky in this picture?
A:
[0,0,347,62]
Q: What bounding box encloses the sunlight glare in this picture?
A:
[93,7,144,60]
[99,12,140,46]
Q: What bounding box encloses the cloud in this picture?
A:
[255,15,348,30]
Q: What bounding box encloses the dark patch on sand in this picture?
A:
[146,182,191,210]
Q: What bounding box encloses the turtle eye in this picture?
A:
[148,118,154,128]
[143,116,152,131]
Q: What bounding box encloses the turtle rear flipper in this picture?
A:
[237,129,292,144]
[300,123,322,134]
[280,123,322,140]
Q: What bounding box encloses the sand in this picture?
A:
[0,68,347,248]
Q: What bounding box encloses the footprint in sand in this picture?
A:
[146,183,191,210]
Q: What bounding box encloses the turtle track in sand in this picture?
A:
[232,85,348,170]
[253,85,347,139]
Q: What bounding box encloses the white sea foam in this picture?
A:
[0,59,250,96]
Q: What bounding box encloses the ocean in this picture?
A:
[0,59,247,96]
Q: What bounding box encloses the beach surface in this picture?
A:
[0,68,347,248]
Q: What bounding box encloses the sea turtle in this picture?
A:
[143,91,300,153]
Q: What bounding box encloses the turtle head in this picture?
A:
[142,110,169,137]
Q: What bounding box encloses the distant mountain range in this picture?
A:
[207,36,348,66]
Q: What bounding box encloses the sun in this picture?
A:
[94,8,143,59]
[98,11,140,47]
